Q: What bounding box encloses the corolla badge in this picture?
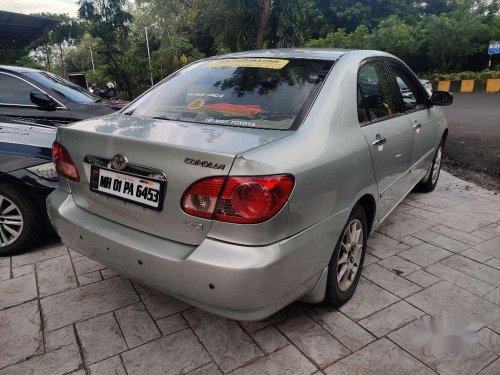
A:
[184,157,225,170]
[111,154,128,170]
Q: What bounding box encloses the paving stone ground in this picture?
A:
[1,171,500,375]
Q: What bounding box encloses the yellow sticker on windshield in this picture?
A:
[206,58,289,69]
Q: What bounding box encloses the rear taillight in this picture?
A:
[181,175,294,224]
[52,141,80,182]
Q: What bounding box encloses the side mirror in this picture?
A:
[429,91,453,106]
[30,91,57,110]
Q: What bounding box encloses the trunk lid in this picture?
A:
[58,114,292,245]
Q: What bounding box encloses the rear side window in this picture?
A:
[127,58,334,130]
[386,61,429,111]
[0,73,34,105]
[358,62,399,121]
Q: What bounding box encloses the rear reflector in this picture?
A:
[52,141,80,182]
[181,175,294,224]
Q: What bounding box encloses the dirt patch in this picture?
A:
[442,161,500,193]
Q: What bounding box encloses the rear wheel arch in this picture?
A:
[356,194,376,236]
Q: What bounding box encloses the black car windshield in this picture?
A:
[25,71,96,104]
[127,58,334,130]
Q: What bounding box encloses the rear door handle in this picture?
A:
[413,123,422,131]
[372,137,387,148]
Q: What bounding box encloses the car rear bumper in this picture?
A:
[47,189,346,320]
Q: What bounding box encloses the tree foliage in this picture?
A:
[1,0,497,99]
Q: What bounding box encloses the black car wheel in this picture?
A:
[0,182,41,256]
[415,144,443,193]
[324,204,367,307]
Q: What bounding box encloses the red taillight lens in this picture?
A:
[52,141,80,182]
[181,175,294,224]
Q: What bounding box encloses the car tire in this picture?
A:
[324,204,367,308]
[415,144,443,193]
[0,182,41,256]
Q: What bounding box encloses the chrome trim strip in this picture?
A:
[84,155,167,180]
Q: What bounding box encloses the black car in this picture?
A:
[0,116,57,254]
[0,65,123,126]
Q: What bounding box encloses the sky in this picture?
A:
[1,0,79,17]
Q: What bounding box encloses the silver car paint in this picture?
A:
[47,49,447,320]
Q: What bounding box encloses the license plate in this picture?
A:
[90,166,165,211]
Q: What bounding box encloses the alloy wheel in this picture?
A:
[0,195,24,247]
[337,218,363,291]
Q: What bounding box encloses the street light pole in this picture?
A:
[145,27,154,86]
[89,46,95,74]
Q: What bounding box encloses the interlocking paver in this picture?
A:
[0,343,82,375]
[460,248,493,263]
[41,277,139,331]
[425,262,496,296]
[115,302,161,348]
[0,301,42,369]
[77,271,102,286]
[88,356,126,375]
[45,325,76,352]
[121,329,212,375]
[358,300,424,338]
[184,308,263,373]
[37,255,78,297]
[76,312,127,365]
[324,338,436,375]
[156,313,188,336]
[366,232,410,259]
[398,243,453,267]
[389,319,497,375]
[3,171,500,374]
[12,264,34,278]
[308,307,374,351]
[378,212,434,238]
[277,314,350,368]
[134,282,190,320]
[474,237,500,258]
[338,278,399,321]
[440,255,500,287]
[11,245,68,267]
[362,263,421,298]
[406,281,500,328]
[230,345,316,375]
[477,327,500,355]
[0,273,37,310]
[378,255,421,276]
[251,326,289,355]
[404,269,441,288]
[187,362,222,375]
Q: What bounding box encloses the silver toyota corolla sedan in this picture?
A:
[47,49,452,320]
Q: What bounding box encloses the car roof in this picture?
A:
[0,65,42,73]
[217,48,350,61]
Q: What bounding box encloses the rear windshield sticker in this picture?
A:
[187,92,225,99]
[206,58,289,69]
[187,99,206,110]
[206,118,256,127]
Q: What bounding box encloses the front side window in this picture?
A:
[0,73,35,105]
[126,58,334,130]
[387,61,429,111]
[25,71,96,104]
[358,62,399,121]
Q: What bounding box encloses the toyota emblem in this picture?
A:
[111,154,128,170]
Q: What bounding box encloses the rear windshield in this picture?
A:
[126,58,334,130]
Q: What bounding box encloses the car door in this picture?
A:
[0,72,72,126]
[385,59,439,185]
[357,60,414,221]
